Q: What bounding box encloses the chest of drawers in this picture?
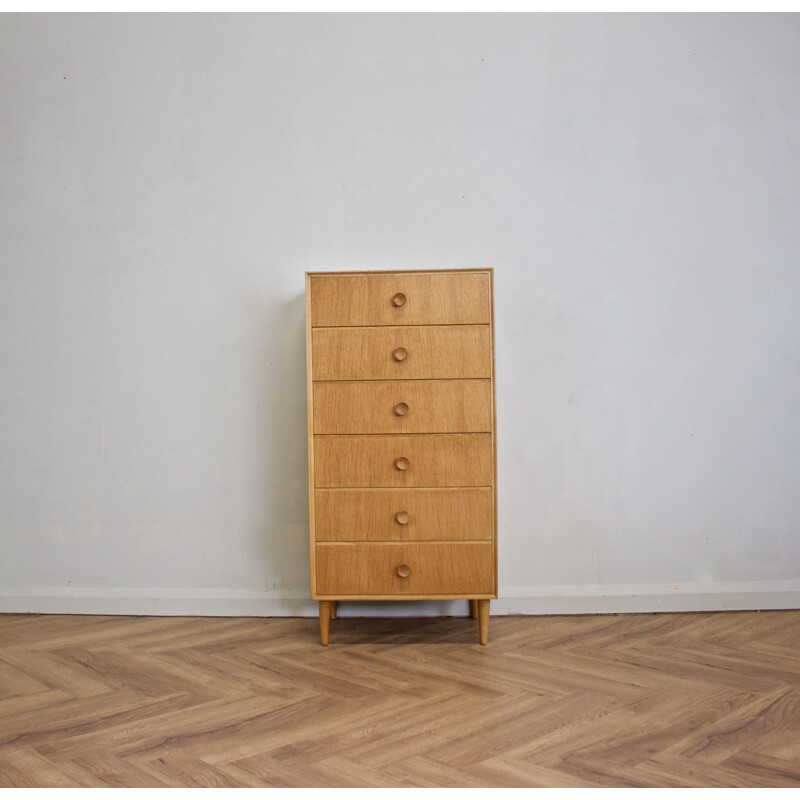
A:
[305,269,497,644]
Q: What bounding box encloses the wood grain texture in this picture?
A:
[311,325,492,380]
[2,611,800,787]
[309,272,491,327]
[306,274,318,597]
[313,379,492,434]
[478,599,490,646]
[314,488,493,542]
[318,602,331,646]
[313,433,493,488]
[489,269,498,608]
[315,542,495,595]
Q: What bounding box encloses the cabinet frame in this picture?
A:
[305,269,497,643]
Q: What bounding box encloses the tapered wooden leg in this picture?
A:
[330,601,337,620]
[469,599,478,619]
[319,601,331,646]
[477,599,490,645]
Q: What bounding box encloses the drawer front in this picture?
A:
[310,272,491,327]
[314,488,493,542]
[314,379,492,435]
[316,542,494,595]
[314,433,492,488]
[311,325,492,381]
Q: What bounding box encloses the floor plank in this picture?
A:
[1,610,799,787]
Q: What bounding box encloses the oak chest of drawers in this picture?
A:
[305,269,497,644]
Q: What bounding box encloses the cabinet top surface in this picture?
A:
[306,268,493,277]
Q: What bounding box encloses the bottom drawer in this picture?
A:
[315,542,494,596]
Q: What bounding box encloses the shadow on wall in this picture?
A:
[254,291,310,596]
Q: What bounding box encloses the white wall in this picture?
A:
[2,14,799,617]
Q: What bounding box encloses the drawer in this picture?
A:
[314,433,493,488]
[313,379,492,435]
[309,272,491,327]
[311,325,492,381]
[314,487,493,542]
[315,542,495,595]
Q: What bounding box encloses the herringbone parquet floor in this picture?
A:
[1,610,799,787]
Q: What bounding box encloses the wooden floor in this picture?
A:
[1,610,800,787]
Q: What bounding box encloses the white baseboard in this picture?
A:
[492,581,800,615]
[1,581,799,617]
[0,587,318,617]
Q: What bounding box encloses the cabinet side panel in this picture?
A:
[306,274,317,597]
[489,269,498,597]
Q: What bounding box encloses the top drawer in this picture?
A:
[309,271,491,327]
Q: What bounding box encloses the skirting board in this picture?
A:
[1,581,799,617]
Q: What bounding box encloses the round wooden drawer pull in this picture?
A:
[395,511,410,525]
[392,292,407,307]
[394,402,409,417]
[394,457,410,471]
[393,347,408,362]
[396,564,411,578]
